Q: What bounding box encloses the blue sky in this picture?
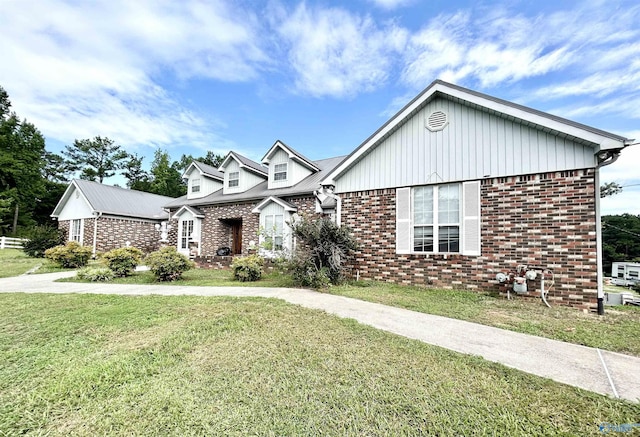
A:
[1,0,638,214]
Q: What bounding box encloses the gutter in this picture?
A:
[594,139,635,315]
[315,186,341,226]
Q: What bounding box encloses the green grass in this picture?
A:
[0,249,66,277]
[63,267,297,287]
[1,293,638,436]
[326,282,640,357]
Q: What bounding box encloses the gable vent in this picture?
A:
[426,110,448,132]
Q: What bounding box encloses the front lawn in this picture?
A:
[327,282,640,357]
[0,249,63,277]
[1,293,637,436]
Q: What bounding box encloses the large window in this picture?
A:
[263,213,284,251]
[396,181,479,256]
[274,163,287,181]
[70,219,82,243]
[180,220,194,250]
[228,172,239,188]
[413,184,460,253]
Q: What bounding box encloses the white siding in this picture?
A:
[187,173,222,199]
[223,160,266,194]
[335,97,597,193]
[267,148,313,189]
[57,187,94,220]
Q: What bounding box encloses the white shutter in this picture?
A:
[396,187,411,254]
[462,181,481,256]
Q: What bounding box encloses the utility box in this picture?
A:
[604,292,622,306]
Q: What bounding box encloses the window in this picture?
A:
[180,220,194,250]
[228,172,239,188]
[70,219,82,243]
[413,184,460,253]
[264,214,284,250]
[191,178,200,193]
[396,181,480,256]
[274,163,287,181]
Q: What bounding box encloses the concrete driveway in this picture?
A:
[1,271,639,402]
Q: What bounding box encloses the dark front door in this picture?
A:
[231,221,242,255]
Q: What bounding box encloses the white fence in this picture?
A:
[0,236,27,249]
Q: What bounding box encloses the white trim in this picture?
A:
[252,196,298,214]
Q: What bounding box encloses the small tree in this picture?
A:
[145,246,195,281]
[289,214,357,287]
[22,224,64,258]
[102,246,143,277]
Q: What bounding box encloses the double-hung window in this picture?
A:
[396,181,480,255]
[228,172,239,188]
[264,213,284,251]
[191,178,200,193]
[413,184,460,253]
[70,219,82,243]
[274,163,287,181]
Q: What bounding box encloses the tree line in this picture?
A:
[0,85,221,235]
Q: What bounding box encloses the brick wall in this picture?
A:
[340,169,598,310]
[58,217,162,254]
[183,196,317,259]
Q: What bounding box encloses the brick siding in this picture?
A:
[341,169,598,310]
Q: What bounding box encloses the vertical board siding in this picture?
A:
[335,98,596,193]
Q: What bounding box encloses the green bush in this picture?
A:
[291,258,331,288]
[77,267,115,282]
[44,241,93,268]
[102,246,143,277]
[231,255,264,282]
[145,246,195,281]
[22,225,64,258]
[289,215,357,287]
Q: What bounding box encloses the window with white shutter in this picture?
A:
[395,181,481,255]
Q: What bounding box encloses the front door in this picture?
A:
[231,221,242,255]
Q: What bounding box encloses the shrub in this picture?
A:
[231,255,264,282]
[289,215,357,287]
[145,246,195,281]
[102,246,143,277]
[22,225,64,258]
[77,267,115,282]
[44,241,93,268]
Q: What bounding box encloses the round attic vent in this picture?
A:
[426,110,448,132]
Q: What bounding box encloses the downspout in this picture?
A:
[92,211,102,257]
[595,147,624,315]
[318,186,342,226]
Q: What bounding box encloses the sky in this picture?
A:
[1,0,639,215]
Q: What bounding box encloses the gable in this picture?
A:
[333,96,602,193]
[266,148,314,189]
[53,185,94,220]
[221,155,267,195]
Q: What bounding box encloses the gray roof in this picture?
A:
[223,151,268,176]
[53,179,174,220]
[165,155,346,209]
[193,161,224,180]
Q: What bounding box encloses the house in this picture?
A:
[163,141,345,260]
[51,179,175,255]
[318,80,633,311]
[611,262,640,286]
[51,80,634,311]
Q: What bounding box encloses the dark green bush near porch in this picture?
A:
[145,246,195,281]
[231,255,264,282]
[102,246,143,277]
[22,225,64,258]
[289,215,357,287]
[44,241,92,268]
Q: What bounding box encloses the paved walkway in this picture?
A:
[2,271,639,402]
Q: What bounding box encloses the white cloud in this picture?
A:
[275,4,408,98]
[600,130,640,215]
[401,1,640,92]
[367,0,414,10]
[0,0,266,150]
